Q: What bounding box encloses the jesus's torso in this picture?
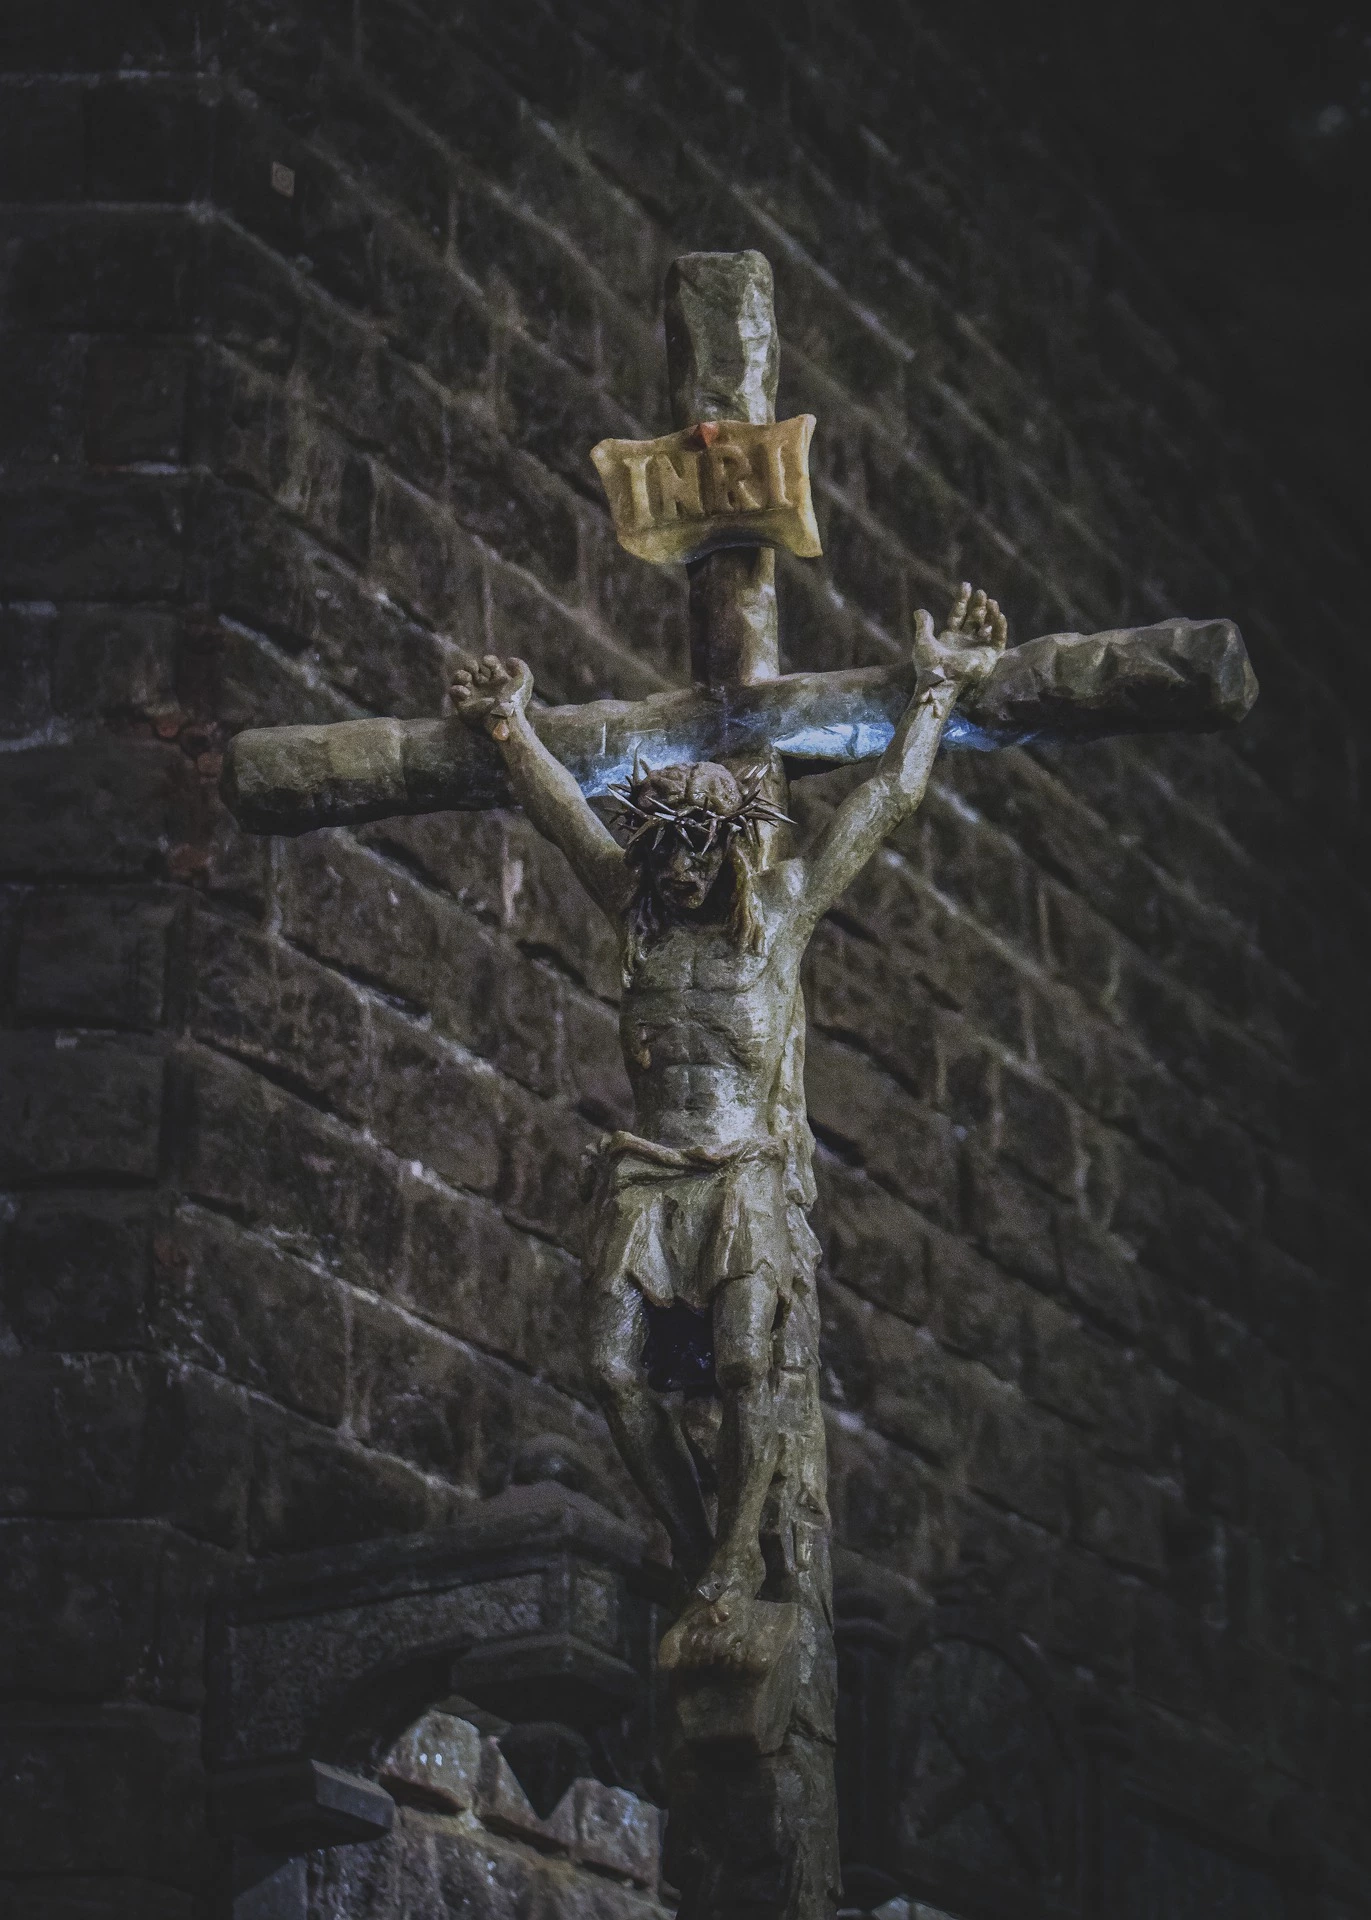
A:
[618,865,809,1155]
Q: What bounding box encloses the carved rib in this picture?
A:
[222,618,1257,836]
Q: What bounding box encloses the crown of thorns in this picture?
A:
[608,758,792,857]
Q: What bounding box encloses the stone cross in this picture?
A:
[223,252,1256,1920]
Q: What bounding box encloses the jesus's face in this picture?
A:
[652,831,731,914]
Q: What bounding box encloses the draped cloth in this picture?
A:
[585,1128,818,1311]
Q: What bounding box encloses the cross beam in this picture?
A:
[223,616,1254,834]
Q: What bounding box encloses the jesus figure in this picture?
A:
[453,584,1008,1651]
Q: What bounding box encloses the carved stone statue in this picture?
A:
[221,251,1256,1919]
[449,586,1005,1661]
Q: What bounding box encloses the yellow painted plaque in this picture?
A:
[589,415,822,566]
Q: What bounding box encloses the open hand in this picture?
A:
[913,583,1008,692]
[451,655,534,742]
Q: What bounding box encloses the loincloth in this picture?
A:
[586,1130,814,1313]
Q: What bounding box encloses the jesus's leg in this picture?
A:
[694,1267,780,1621]
[587,1273,713,1579]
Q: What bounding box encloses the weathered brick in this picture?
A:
[0,1519,210,1707]
[187,908,370,1118]
[248,1397,444,1554]
[0,1034,165,1183]
[277,832,500,1045]
[0,332,89,470]
[138,1361,254,1549]
[998,1062,1078,1196]
[813,1158,931,1326]
[51,605,181,722]
[1026,1297,1157,1458]
[0,1703,204,1881]
[85,342,190,467]
[367,1005,507,1198]
[0,476,188,600]
[0,602,57,740]
[0,739,197,881]
[1071,1459,1168,1575]
[180,1044,406,1289]
[0,78,86,200]
[806,917,939,1096]
[7,212,202,333]
[963,1148,1060,1289]
[968,1392,1069,1533]
[4,1192,152,1350]
[84,77,213,202]
[0,1355,147,1517]
[156,1204,348,1425]
[806,1033,959,1225]
[15,887,179,1029]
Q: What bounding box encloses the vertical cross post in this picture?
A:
[656,252,840,1920]
[666,251,782,689]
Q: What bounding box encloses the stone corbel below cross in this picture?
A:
[223,251,1257,1920]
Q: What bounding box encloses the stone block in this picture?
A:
[0,1704,204,1881]
[84,340,190,466]
[0,78,85,200]
[381,1709,481,1813]
[0,741,197,879]
[180,1045,406,1290]
[4,1191,152,1350]
[445,400,580,590]
[51,605,181,722]
[348,1295,485,1485]
[247,1399,441,1555]
[963,1148,1060,1289]
[1026,1297,1156,1458]
[814,1159,931,1325]
[191,481,451,717]
[367,1006,506,1198]
[968,1393,1069,1535]
[486,555,662,707]
[139,1362,255,1549]
[84,77,213,202]
[187,909,371,1120]
[998,1064,1079,1197]
[7,211,201,334]
[0,603,55,741]
[156,1204,348,1425]
[0,1518,212,1708]
[477,1735,563,1846]
[927,1232,1026,1382]
[561,1778,661,1888]
[806,1034,959,1226]
[0,1033,165,1183]
[0,1354,147,1517]
[375,226,493,395]
[1071,1459,1168,1575]
[0,474,188,599]
[277,832,499,1051]
[428,1822,541,1920]
[15,887,179,1030]
[0,332,89,471]
[370,463,483,628]
[403,1178,548,1369]
[805,918,939,1096]
[498,1083,595,1248]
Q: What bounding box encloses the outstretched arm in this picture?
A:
[452,656,629,920]
[797,586,1008,930]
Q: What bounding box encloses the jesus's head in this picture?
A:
[611,760,788,951]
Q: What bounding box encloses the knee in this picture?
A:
[715,1340,770,1393]
[588,1324,643,1403]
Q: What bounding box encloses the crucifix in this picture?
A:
[223,252,1256,1919]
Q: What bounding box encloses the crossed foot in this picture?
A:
[669,1546,767,1664]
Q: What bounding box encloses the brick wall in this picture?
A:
[1,0,1367,1911]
